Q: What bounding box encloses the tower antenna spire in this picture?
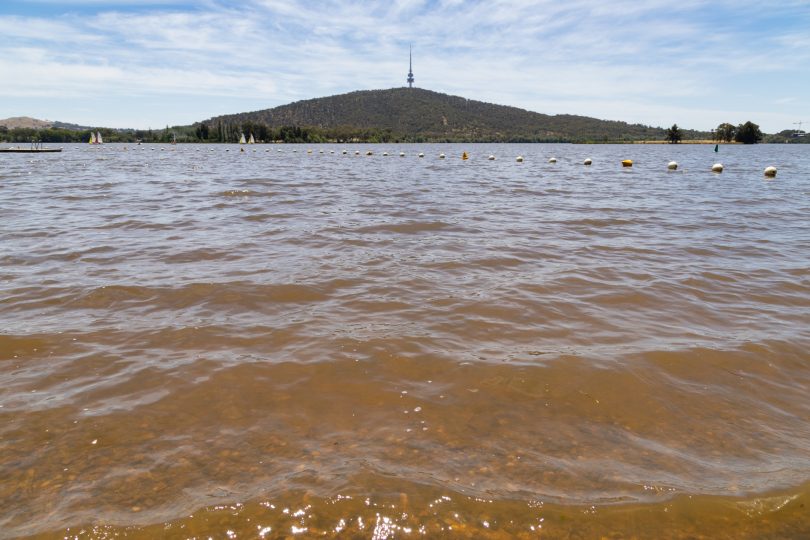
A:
[407,45,414,88]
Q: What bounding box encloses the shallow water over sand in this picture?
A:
[1,143,809,538]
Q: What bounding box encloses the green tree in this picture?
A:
[715,122,736,143]
[734,121,763,144]
[665,123,682,143]
[194,123,210,141]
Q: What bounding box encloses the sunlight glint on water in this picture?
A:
[1,143,809,538]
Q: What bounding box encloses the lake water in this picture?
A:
[1,143,809,538]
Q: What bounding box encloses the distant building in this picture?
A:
[407,46,415,88]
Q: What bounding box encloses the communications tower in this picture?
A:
[407,45,414,88]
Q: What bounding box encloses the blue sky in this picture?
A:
[1,0,808,132]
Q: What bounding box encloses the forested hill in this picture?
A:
[202,88,693,143]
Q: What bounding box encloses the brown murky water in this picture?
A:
[1,143,809,538]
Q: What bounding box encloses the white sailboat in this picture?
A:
[88,131,103,145]
[248,133,255,144]
[239,133,247,144]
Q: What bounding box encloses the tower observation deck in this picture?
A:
[407,46,414,88]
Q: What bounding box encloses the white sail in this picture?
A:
[96,132,103,144]
[248,134,255,144]
[239,133,246,144]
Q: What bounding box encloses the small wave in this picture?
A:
[564,217,638,227]
[77,282,331,310]
[465,256,526,269]
[3,281,340,316]
[217,189,275,197]
[163,248,241,264]
[354,221,457,234]
[96,219,174,230]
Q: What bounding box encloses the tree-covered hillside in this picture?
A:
[202,88,704,143]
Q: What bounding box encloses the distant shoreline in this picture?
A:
[632,140,728,145]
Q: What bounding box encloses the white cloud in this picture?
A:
[0,0,807,131]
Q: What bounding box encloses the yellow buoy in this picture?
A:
[621,159,633,167]
[516,156,524,163]
[583,158,592,165]
[462,152,468,160]
[667,161,678,170]
[548,157,557,163]
[488,155,495,161]
[764,166,777,177]
[383,152,388,156]
[712,163,723,173]
[366,151,373,156]
[418,153,425,158]
[439,153,445,159]
[399,152,406,157]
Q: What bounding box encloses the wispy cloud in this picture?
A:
[0,0,807,131]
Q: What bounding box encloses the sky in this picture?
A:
[0,0,808,133]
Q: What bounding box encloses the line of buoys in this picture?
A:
[125,147,779,179]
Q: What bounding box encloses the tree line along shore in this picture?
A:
[0,121,684,144]
[2,123,804,145]
[2,88,806,145]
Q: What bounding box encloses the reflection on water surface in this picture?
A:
[1,143,809,538]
